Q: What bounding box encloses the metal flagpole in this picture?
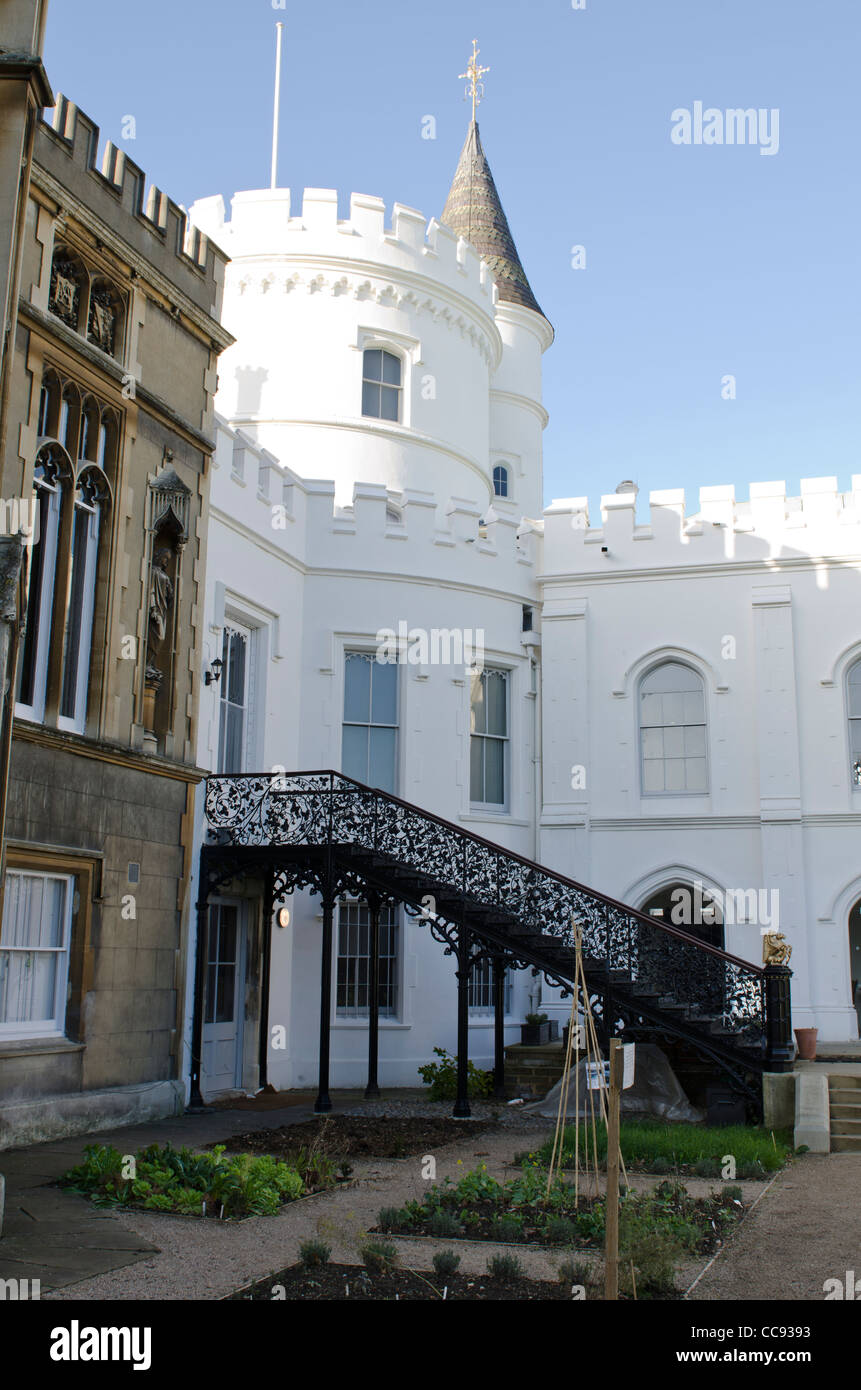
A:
[270,22,284,189]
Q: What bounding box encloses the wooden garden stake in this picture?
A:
[604,1037,623,1301]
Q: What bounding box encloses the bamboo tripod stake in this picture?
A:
[604,1037,624,1301]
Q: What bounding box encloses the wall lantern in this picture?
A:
[277,907,291,929]
[205,656,223,687]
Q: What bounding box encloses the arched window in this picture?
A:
[58,467,108,733]
[639,661,707,794]
[16,445,67,721]
[849,659,861,787]
[361,348,401,422]
[493,464,509,498]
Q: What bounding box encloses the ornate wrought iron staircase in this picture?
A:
[196,771,793,1116]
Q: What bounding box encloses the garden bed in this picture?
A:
[374,1164,746,1256]
[216,1114,497,1161]
[228,1262,571,1301]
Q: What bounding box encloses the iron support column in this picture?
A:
[314,892,336,1113]
[492,955,507,1100]
[187,889,210,1112]
[258,872,275,1091]
[763,965,794,1072]
[454,923,472,1118]
[365,893,381,1099]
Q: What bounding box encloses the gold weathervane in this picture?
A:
[459,39,489,121]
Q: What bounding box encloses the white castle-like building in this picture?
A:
[185,117,861,1100]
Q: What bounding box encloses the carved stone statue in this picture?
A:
[145,547,174,681]
[762,931,792,966]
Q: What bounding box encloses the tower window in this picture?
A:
[362,349,401,422]
[493,464,509,498]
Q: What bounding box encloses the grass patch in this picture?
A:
[528,1121,792,1176]
[60,1141,311,1218]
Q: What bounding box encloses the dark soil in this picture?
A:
[229,1261,572,1300]
[217,1115,497,1160]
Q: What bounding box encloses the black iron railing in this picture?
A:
[205,770,791,1063]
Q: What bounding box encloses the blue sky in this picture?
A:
[44,0,860,516]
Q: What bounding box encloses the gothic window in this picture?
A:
[57,467,108,733]
[639,661,708,795]
[49,248,85,333]
[15,445,65,721]
[217,622,254,774]
[342,651,398,793]
[336,898,399,1018]
[848,659,861,788]
[0,870,74,1038]
[493,464,509,498]
[361,348,402,422]
[470,667,509,808]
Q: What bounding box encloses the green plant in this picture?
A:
[360,1241,399,1275]
[557,1258,592,1287]
[721,1185,744,1204]
[487,1252,524,1281]
[532,1120,791,1175]
[298,1239,331,1269]
[428,1210,462,1238]
[524,1012,549,1025]
[377,1206,402,1232]
[432,1249,461,1278]
[417,1047,493,1101]
[490,1214,523,1242]
[544,1216,577,1246]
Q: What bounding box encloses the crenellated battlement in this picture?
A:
[189,186,498,322]
[211,416,536,587]
[544,477,861,572]
[36,96,226,295]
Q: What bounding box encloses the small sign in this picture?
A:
[622,1043,636,1090]
[586,1061,610,1091]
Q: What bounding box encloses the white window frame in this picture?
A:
[217,618,257,775]
[341,648,400,794]
[361,347,403,424]
[468,953,513,1015]
[0,869,74,1039]
[492,464,509,499]
[470,665,511,813]
[638,661,709,797]
[334,896,401,1022]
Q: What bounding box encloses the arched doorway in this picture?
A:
[640,882,725,951]
[849,899,861,1036]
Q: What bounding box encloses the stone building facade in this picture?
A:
[0,87,231,1147]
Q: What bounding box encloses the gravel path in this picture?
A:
[687,1154,861,1301]
[44,1120,773,1301]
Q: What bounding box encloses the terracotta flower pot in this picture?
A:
[794,1027,818,1060]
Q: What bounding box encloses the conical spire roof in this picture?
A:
[441,120,545,319]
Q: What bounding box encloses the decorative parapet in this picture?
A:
[544,477,861,572]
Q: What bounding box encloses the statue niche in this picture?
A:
[142,541,177,745]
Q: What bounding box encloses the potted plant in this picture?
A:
[794,1027,818,1061]
[520,1012,559,1046]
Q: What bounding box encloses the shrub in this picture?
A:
[557,1258,592,1287]
[487,1252,524,1281]
[432,1249,461,1278]
[490,1215,523,1242]
[428,1210,461,1238]
[524,1012,549,1025]
[298,1239,331,1269]
[721,1185,744,1204]
[544,1216,577,1246]
[360,1241,399,1275]
[693,1158,720,1178]
[377,1206,402,1232]
[417,1047,493,1101]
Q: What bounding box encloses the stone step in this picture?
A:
[828,1075,861,1091]
[830,1134,861,1153]
[829,1102,861,1122]
[829,1115,861,1136]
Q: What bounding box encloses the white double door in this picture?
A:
[202,899,247,1097]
